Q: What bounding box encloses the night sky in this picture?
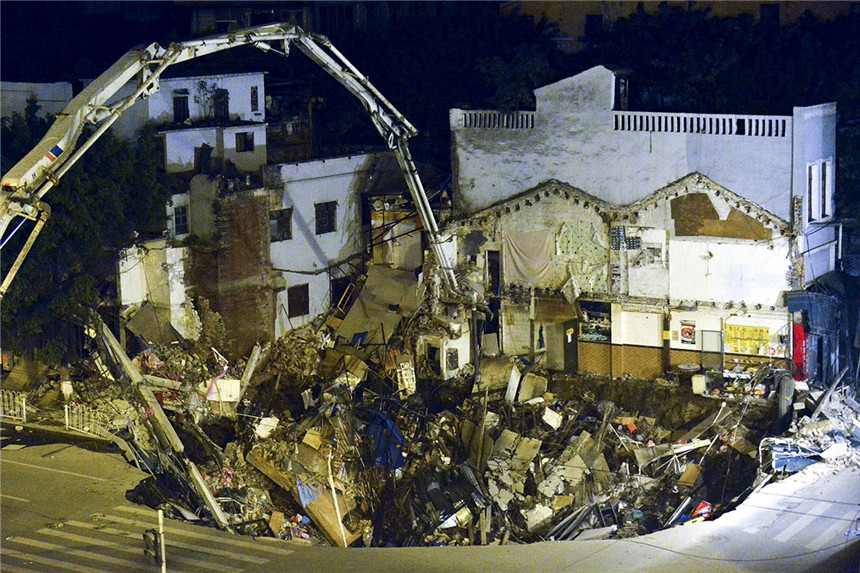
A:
[1,2,192,82]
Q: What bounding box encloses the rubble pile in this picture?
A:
[6,279,858,551]
[760,379,860,475]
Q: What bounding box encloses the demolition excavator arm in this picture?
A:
[0,24,457,300]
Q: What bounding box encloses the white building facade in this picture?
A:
[447,66,840,380]
[450,65,838,287]
[265,153,382,336]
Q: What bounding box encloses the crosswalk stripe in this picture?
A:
[804,506,858,550]
[1,546,124,573]
[7,536,150,571]
[0,563,43,573]
[774,501,832,543]
[98,514,270,563]
[39,527,247,573]
[113,505,295,556]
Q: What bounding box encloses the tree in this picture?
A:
[1,101,174,364]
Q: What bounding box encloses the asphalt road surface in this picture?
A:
[1,430,858,572]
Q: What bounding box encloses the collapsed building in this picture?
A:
[2,60,859,550]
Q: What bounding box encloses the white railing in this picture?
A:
[613,111,789,137]
[457,110,535,129]
[0,389,26,422]
[64,403,115,439]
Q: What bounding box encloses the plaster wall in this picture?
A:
[451,66,795,220]
[148,73,266,124]
[268,154,375,335]
[453,191,609,293]
[668,238,790,307]
[118,238,191,337]
[163,124,267,174]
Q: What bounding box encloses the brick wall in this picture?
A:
[215,192,274,359]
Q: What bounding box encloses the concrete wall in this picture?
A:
[117,238,194,338]
[163,123,267,174]
[448,173,794,376]
[451,66,797,222]
[792,103,839,284]
[267,153,376,335]
[148,73,266,125]
[0,81,73,118]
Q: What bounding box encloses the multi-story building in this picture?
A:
[447,65,841,385]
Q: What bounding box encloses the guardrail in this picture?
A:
[0,389,27,422]
[613,111,789,138]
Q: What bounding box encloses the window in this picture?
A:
[821,159,832,218]
[236,131,255,152]
[173,90,189,123]
[807,159,834,223]
[315,201,337,235]
[214,89,229,120]
[173,205,189,235]
[251,86,259,112]
[287,283,310,318]
[270,208,292,242]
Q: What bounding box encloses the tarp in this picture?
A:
[503,230,553,285]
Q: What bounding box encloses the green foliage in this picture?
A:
[1,103,173,362]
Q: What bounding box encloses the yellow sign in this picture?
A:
[724,324,769,355]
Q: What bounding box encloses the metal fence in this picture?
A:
[64,403,115,439]
[0,389,27,423]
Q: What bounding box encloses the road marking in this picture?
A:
[0,459,107,481]
[93,514,271,564]
[1,493,30,502]
[1,563,43,573]
[39,528,246,573]
[8,536,150,571]
[805,506,859,550]
[774,501,832,543]
[1,546,125,573]
[114,505,294,555]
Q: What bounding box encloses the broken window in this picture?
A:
[250,86,259,113]
[270,208,292,242]
[173,90,189,123]
[446,348,459,371]
[214,89,229,120]
[315,201,337,235]
[287,283,310,317]
[173,205,189,236]
[236,131,255,153]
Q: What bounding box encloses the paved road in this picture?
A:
[2,433,858,573]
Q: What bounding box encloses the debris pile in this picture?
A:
[4,273,858,549]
